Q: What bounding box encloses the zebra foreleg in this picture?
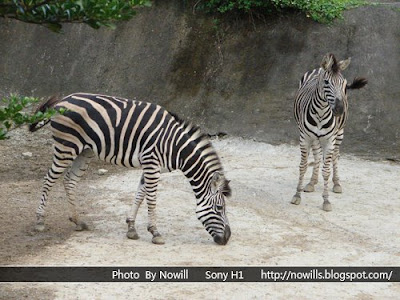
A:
[64,149,94,231]
[321,142,335,212]
[126,175,146,240]
[291,142,310,205]
[332,130,343,193]
[143,167,165,245]
[35,154,75,232]
[304,141,321,192]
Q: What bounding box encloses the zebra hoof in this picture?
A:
[323,202,332,212]
[304,183,315,192]
[127,229,139,240]
[291,195,301,205]
[35,223,45,232]
[74,222,89,231]
[333,184,342,193]
[69,217,89,231]
[152,236,165,245]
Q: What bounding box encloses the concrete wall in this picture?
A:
[0,1,399,159]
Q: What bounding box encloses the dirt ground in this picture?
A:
[0,128,399,299]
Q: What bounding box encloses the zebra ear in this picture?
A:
[211,172,232,197]
[338,57,351,71]
[321,54,335,71]
[210,172,225,194]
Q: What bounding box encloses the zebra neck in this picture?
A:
[179,141,222,199]
[186,173,213,200]
[161,119,222,199]
[312,93,330,112]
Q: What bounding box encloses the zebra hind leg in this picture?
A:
[291,141,311,205]
[126,175,146,240]
[35,152,76,232]
[304,141,321,193]
[64,149,94,231]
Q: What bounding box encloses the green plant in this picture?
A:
[0,0,151,32]
[0,95,63,140]
[197,0,366,23]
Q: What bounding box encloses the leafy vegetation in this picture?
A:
[0,95,64,140]
[0,0,151,32]
[198,0,365,23]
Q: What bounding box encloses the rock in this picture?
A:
[97,169,108,175]
[22,152,33,158]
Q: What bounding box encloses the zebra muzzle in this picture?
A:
[333,99,344,116]
[213,225,231,245]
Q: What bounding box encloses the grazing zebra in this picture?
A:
[29,93,231,245]
[291,54,367,211]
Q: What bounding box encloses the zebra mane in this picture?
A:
[169,112,206,141]
[169,111,225,176]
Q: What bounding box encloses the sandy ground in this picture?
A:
[0,129,399,299]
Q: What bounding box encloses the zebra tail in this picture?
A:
[347,77,368,90]
[29,96,61,132]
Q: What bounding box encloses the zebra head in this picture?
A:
[196,171,231,245]
[319,53,351,117]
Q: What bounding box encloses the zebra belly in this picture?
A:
[103,147,143,168]
[102,140,143,168]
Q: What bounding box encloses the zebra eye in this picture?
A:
[216,204,224,211]
[324,79,329,85]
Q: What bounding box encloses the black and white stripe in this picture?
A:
[291,54,367,211]
[30,93,231,245]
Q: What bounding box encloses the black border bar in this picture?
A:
[0,267,398,282]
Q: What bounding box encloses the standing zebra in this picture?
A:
[29,93,231,245]
[291,54,367,211]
